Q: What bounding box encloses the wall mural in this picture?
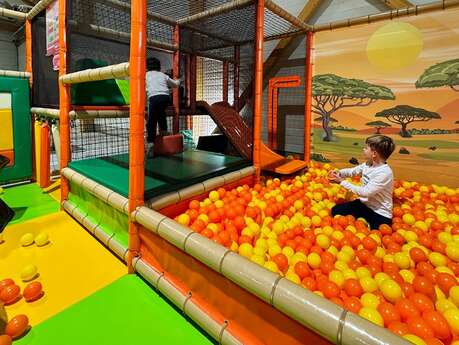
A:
[313,8,459,187]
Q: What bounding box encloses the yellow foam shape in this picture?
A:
[0,212,126,326]
[0,109,13,150]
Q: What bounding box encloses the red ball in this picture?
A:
[0,285,20,305]
[5,315,29,339]
[23,282,44,303]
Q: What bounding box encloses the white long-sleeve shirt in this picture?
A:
[146,70,180,98]
[338,162,393,218]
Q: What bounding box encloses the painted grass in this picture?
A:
[417,152,459,161]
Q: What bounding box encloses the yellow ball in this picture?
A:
[436,298,457,313]
[360,277,378,293]
[343,269,358,280]
[251,255,266,266]
[238,243,253,258]
[402,334,426,345]
[444,309,459,334]
[311,215,322,226]
[446,244,459,262]
[177,213,190,226]
[268,245,282,257]
[255,238,268,250]
[361,293,380,309]
[20,233,34,247]
[285,272,301,284]
[307,252,321,269]
[359,307,384,327]
[21,264,38,281]
[450,286,459,307]
[264,261,278,273]
[402,214,416,225]
[356,267,371,279]
[399,269,414,284]
[282,246,295,258]
[429,252,447,267]
[336,251,351,263]
[316,234,330,249]
[329,270,345,288]
[272,222,285,234]
[394,252,411,269]
[334,261,348,272]
[380,279,402,303]
[35,233,49,247]
[208,190,220,202]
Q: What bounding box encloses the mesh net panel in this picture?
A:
[70,117,130,161]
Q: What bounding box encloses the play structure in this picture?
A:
[1,0,459,344]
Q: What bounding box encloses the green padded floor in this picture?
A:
[0,184,59,224]
[16,275,213,345]
[69,150,250,199]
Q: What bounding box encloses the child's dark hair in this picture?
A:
[365,135,395,160]
[147,57,161,71]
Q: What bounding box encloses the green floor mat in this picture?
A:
[17,275,213,345]
[0,184,59,224]
[69,150,250,199]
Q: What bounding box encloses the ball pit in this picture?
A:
[175,162,459,345]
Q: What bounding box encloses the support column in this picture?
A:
[172,24,180,133]
[127,0,147,272]
[222,61,228,103]
[233,45,240,110]
[304,31,313,162]
[253,0,264,180]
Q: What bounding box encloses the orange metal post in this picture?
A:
[222,61,229,103]
[39,122,50,188]
[304,31,313,162]
[127,0,147,272]
[253,0,264,180]
[25,19,35,180]
[267,80,273,148]
[272,87,279,150]
[172,24,180,134]
[58,0,71,201]
[25,20,32,85]
[190,54,197,113]
[233,45,240,110]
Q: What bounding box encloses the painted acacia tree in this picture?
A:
[416,58,459,92]
[312,74,395,141]
[366,121,391,134]
[375,105,441,137]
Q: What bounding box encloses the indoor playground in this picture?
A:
[0,0,459,344]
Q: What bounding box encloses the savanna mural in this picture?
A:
[312,8,459,187]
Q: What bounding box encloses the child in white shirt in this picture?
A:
[328,135,395,230]
[145,57,180,144]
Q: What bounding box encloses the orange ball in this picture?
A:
[5,315,29,339]
[0,335,12,345]
[23,282,44,303]
[0,285,20,305]
[273,254,289,272]
[388,321,409,336]
[343,279,363,298]
[422,310,451,340]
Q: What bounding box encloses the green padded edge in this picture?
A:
[0,76,32,184]
[0,183,59,224]
[16,275,213,345]
[68,181,128,247]
[115,79,130,104]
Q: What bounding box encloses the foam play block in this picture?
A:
[154,134,184,156]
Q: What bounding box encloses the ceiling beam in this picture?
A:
[238,0,324,111]
[380,0,413,9]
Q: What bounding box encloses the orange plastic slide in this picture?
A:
[197,101,307,174]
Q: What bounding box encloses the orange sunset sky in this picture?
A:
[314,6,459,130]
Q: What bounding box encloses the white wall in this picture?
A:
[17,41,26,71]
[0,32,18,70]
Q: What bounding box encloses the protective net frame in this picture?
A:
[65,0,308,161]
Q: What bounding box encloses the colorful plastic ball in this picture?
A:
[5,315,29,339]
[402,334,427,345]
[23,282,44,303]
[0,284,20,305]
[0,335,12,345]
[0,279,14,293]
[20,264,38,281]
[359,307,384,327]
[20,233,34,247]
[34,233,49,247]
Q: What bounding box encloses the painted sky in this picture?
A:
[314,7,459,129]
